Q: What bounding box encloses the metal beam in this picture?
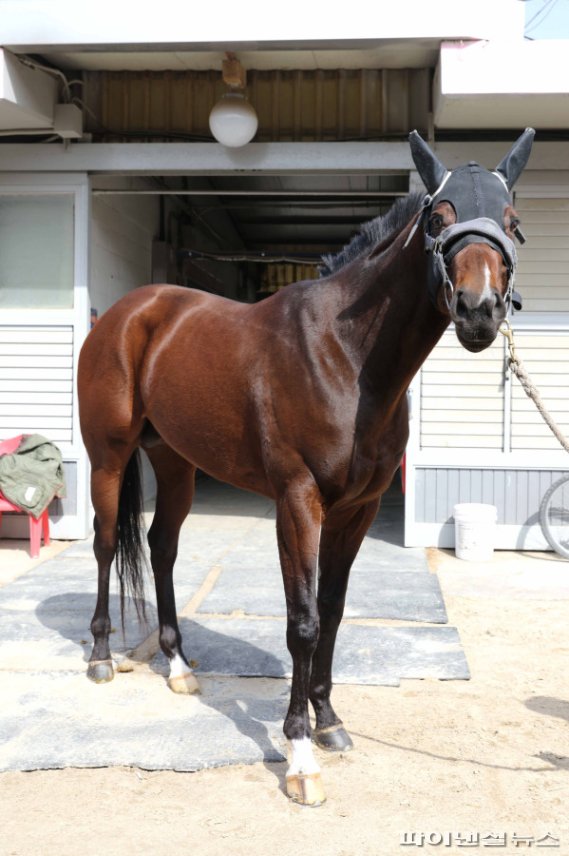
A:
[91,189,407,197]
[0,141,567,175]
[234,215,379,226]
[0,141,412,174]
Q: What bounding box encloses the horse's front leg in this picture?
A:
[145,445,199,695]
[276,478,324,806]
[310,499,380,751]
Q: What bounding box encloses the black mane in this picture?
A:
[320,191,424,277]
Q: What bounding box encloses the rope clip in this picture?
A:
[499,319,517,366]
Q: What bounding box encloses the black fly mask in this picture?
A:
[408,129,535,313]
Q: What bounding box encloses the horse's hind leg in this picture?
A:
[145,444,199,695]
[309,499,379,751]
[87,446,137,683]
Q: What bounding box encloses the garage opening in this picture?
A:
[91,171,409,301]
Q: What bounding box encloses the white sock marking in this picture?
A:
[169,652,192,680]
[287,737,321,777]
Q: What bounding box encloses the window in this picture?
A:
[0,195,74,308]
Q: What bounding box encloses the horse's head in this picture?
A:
[409,129,535,352]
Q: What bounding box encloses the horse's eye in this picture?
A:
[430,214,444,232]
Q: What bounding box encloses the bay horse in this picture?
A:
[78,129,534,805]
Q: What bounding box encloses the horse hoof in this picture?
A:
[286,772,326,806]
[168,672,201,695]
[313,725,354,752]
[87,659,114,684]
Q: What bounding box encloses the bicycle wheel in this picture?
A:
[539,474,569,559]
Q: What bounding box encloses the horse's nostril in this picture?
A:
[492,291,506,320]
[482,294,496,318]
[454,289,469,318]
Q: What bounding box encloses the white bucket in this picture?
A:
[453,503,497,562]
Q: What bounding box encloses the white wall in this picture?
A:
[89,177,159,316]
[89,178,159,500]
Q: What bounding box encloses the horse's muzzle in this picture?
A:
[450,287,507,352]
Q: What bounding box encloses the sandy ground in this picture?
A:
[0,545,568,856]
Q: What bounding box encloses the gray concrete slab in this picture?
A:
[199,563,447,622]
[152,617,470,686]
[0,547,209,671]
[194,484,446,622]
[0,670,287,773]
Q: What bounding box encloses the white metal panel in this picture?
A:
[0,392,72,404]
[1,404,72,416]
[516,197,569,312]
[419,332,505,450]
[0,326,74,446]
[0,330,73,344]
[510,331,569,451]
[0,367,72,380]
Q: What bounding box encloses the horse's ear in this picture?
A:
[495,128,535,190]
[408,130,447,195]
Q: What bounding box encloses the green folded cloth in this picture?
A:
[0,434,66,519]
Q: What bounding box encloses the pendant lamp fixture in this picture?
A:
[209,53,258,148]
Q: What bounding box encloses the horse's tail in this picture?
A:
[116,449,147,630]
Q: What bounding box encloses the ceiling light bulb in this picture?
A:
[209,91,258,148]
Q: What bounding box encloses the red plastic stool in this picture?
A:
[0,435,51,558]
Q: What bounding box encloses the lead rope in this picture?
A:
[500,320,569,453]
